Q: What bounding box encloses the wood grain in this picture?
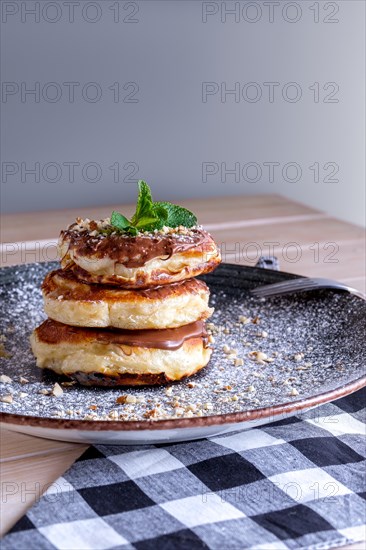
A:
[1,194,365,543]
[0,431,87,536]
[1,194,322,243]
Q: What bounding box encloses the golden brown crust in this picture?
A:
[42,269,209,303]
[67,255,221,288]
[42,270,213,330]
[69,365,207,387]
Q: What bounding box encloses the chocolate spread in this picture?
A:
[60,227,212,268]
[36,319,209,351]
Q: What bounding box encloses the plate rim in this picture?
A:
[1,261,365,433]
[1,375,365,431]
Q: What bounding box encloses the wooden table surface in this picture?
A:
[1,194,365,547]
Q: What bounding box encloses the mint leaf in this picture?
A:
[131,180,156,226]
[110,211,131,230]
[141,204,168,231]
[154,202,197,228]
[110,211,138,235]
[125,226,138,236]
[154,203,169,223]
[134,215,160,229]
[109,181,198,235]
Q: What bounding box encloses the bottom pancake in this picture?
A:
[30,319,212,386]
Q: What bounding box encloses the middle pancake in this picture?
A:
[43,269,213,330]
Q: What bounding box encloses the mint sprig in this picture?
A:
[110,181,197,235]
[154,201,197,229]
[130,181,161,228]
[110,211,138,236]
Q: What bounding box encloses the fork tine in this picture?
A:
[253,288,297,297]
[251,278,306,292]
[252,277,329,296]
[274,281,312,292]
[251,278,316,297]
[250,277,366,300]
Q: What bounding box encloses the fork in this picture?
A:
[251,277,366,300]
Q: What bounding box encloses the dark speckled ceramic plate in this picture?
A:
[0,262,365,444]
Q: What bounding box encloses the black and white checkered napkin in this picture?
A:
[3,389,365,550]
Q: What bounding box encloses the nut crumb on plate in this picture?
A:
[1,394,13,404]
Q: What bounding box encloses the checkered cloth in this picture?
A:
[3,389,365,550]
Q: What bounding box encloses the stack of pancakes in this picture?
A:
[31,219,221,386]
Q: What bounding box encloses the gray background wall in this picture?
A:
[1,0,365,226]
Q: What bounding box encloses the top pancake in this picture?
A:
[58,220,221,288]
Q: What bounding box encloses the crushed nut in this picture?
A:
[52,383,63,397]
[0,344,11,359]
[19,377,29,384]
[116,395,127,404]
[234,358,244,367]
[187,382,196,389]
[289,388,299,396]
[84,414,96,420]
[248,351,267,363]
[108,410,119,420]
[0,394,13,403]
[19,392,28,398]
[0,374,12,383]
[239,316,251,324]
[165,387,173,396]
[144,408,160,419]
[125,395,137,404]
